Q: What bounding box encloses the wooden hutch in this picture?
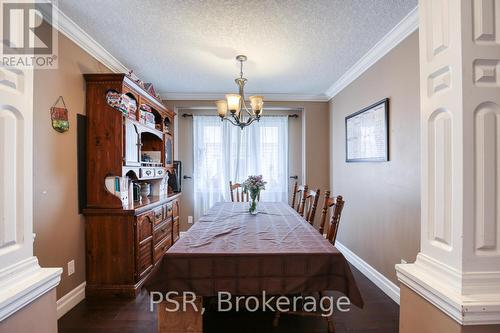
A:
[83,74,180,297]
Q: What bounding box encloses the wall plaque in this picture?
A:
[345,98,389,162]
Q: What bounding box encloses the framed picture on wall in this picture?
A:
[345,98,389,162]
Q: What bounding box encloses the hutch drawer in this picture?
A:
[140,167,156,179]
[164,202,173,219]
[153,220,172,245]
[155,168,166,178]
[154,236,172,264]
[153,206,164,227]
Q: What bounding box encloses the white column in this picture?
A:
[0,18,62,322]
[396,0,500,325]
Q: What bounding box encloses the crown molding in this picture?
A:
[41,2,128,73]
[161,92,329,102]
[47,2,416,102]
[325,6,418,100]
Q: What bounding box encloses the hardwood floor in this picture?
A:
[58,266,399,333]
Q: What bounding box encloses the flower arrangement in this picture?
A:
[242,175,266,214]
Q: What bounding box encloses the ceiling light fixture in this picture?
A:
[215,55,263,129]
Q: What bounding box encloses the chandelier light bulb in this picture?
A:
[216,100,228,117]
[226,94,241,115]
[249,96,264,116]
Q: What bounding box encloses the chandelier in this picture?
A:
[215,55,264,129]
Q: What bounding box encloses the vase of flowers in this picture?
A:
[242,175,266,215]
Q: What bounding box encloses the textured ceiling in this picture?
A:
[59,0,417,97]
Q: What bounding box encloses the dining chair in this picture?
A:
[273,193,345,333]
[302,188,321,225]
[229,181,248,202]
[326,195,345,245]
[297,185,308,216]
[290,182,301,210]
[318,191,345,245]
[291,183,309,212]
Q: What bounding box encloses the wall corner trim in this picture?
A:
[0,257,62,321]
[41,4,128,74]
[325,6,419,100]
[335,242,400,305]
[397,255,500,325]
[56,281,86,319]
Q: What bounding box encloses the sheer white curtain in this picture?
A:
[193,115,288,219]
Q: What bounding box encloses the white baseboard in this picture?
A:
[335,242,400,305]
[56,281,86,319]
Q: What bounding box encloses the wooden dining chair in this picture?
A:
[291,183,320,224]
[290,182,302,210]
[273,194,344,333]
[302,188,321,225]
[229,181,248,202]
[318,191,345,245]
[291,183,308,210]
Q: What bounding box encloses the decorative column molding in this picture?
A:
[396,0,500,326]
[0,21,62,321]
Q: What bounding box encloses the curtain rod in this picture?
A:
[182,114,299,118]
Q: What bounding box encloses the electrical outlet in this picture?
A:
[401,259,407,264]
[188,216,194,224]
[68,260,75,276]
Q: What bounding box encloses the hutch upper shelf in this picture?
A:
[83,73,175,209]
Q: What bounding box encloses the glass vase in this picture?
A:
[249,191,259,215]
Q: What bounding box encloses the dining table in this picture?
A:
[148,201,364,308]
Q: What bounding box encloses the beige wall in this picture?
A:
[164,100,330,230]
[329,31,421,284]
[400,285,500,333]
[33,33,110,298]
[0,289,57,333]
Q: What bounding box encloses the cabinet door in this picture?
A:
[172,200,179,218]
[136,212,153,243]
[137,239,153,279]
[135,212,153,280]
[124,119,141,166]
[171,200,179,242]
[172,217,180,243]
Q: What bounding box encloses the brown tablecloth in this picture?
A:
[147,202,363,308]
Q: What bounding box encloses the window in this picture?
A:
[193,115,288,219]
[198,125,222,192]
